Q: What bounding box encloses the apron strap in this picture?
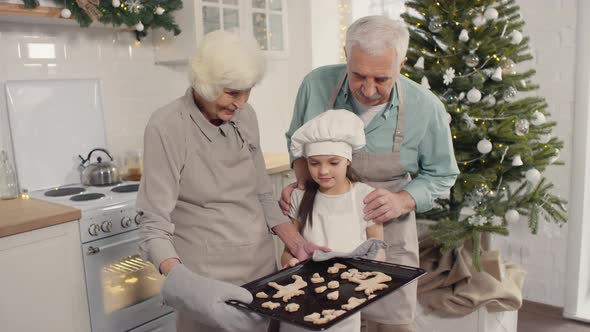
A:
[392,80,405,154]
[326,70,348,110]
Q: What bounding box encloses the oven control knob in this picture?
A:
[134,213,142,225]
[121,216,132,228]
[101,221,113,233]
[88,224,100,236]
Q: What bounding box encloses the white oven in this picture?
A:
[81,203,174,332]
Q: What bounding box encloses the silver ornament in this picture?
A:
[442,89,459,104]
[155,7,165,15]
[502,58,516,75]
[491,67,503,81]
[464,53,480,67]
[483,95,496,106]
[135,22,144,31]
[510,30,523,44]
[473,14,486,27]
[475,183,490,196]
[503,86,517,101]
[471,71,487,85]
[429,19,443,33]
[515,119,530,136]
[538,134,551,143]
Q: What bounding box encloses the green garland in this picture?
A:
[21,0,182,40]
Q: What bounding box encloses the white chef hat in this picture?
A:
[290,110,366,161]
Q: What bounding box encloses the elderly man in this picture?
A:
[281,16,459,332]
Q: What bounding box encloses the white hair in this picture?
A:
[190,30,266,102]
[345,16,409,64]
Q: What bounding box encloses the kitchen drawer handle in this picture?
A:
[86,236,140,255]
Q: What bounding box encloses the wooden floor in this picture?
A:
[518,301,590,332]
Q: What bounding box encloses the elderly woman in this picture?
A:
[136,30,322,332]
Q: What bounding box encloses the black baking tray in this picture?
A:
[227,257,426,330]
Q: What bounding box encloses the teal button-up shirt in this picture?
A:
[286,64,460,213]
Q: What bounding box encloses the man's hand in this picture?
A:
[279,158,311,215]
[292,241,331,262]
[363,189,416,224]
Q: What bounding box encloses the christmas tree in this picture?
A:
[401,0,567,267]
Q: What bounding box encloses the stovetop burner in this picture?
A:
[44,187,85,197]
[70,193,105,202]
[111,184,140,193]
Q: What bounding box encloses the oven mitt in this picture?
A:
[312,238,386,262]
[161,264,267,331]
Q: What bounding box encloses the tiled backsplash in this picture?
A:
[0,21,188,161]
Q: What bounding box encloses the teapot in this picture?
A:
[78,148,120,186]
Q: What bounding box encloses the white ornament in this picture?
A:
[155,6,165,15]
[443,67,455,85]
[473,14,487,27]
[112,0,121,7]
[510,30,523,44]
[458,92,466,100]
[462,113,476,129]
[484,7,499,20]
[125,0,143,13]
[525,168,541,184]
[538,134,551,143]
[135,22,145,32]
[491,67,503,82]
[467,87,482,103]
[414,56,425,70]
[468,215,487,226]
[421,76,431,89]
[531,111,547,125]
[459,29,469,42]
[483,95,496,106]
[549,149,560,164]
[60,8,71,18]
[491,216,503,226]
[477,139,493,154]
[512,154,523,166]
[504,209,520,223]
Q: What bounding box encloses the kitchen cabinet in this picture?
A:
[154,0,288,64]
[0,221,90,332]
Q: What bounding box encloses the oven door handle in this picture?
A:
[87,235,140,255]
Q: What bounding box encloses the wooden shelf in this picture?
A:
[0,3,66,18]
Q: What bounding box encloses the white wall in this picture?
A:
[490,0,577,307]
[0,22,188,162]
[0,0,313,163]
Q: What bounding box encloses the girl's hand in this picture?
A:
[281,257,300,269]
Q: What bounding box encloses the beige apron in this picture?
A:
[326,75,419,325]
[175,119,276,332]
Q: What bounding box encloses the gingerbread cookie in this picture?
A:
[327,280,339,289]
[311,272,325,284]
[341,297,366,310]
[285,303,300,312]
[261,301,280,310]
[268,274,308,302]
[350,271,392,295]
[315,285,327,293]
[327,290,339,300]
[255,291,268,299]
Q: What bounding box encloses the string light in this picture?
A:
[337,0,351,63]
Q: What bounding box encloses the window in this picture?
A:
[200,0,288,53]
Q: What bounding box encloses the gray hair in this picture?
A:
[345,16,409,64]
[190,30,266,102]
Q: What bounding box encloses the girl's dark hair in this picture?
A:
[297,165,361,228]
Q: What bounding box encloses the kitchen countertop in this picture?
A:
[0,198,81,238]
[263,152,291,175]
[0,153,290,239]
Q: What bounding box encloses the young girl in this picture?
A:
[281,110,385,332]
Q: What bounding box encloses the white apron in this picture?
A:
[327,75,419,325]
[281,185,362,332]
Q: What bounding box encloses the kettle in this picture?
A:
[78,148,120,186]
